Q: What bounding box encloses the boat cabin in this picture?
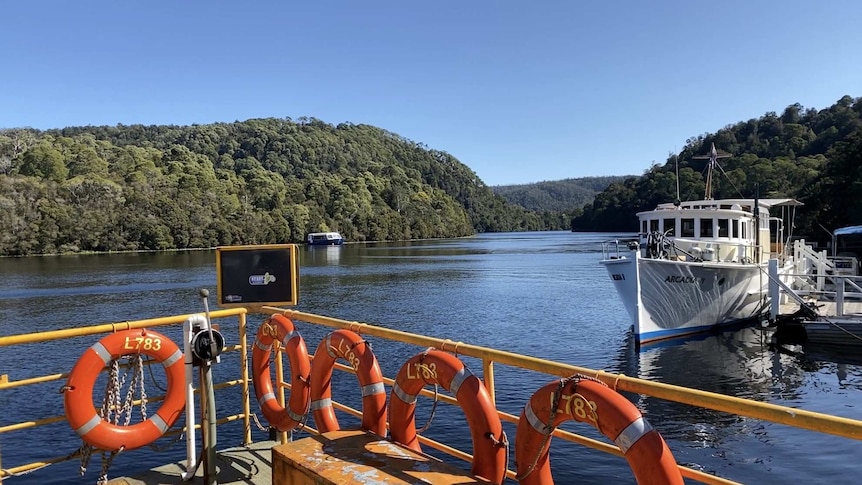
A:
[636,198,802,263]
[306,232,344,246]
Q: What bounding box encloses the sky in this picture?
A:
[2,1,860,186]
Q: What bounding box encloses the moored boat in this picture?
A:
[306,232,344,246]
[600,144,803,345]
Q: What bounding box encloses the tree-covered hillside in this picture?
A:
[0,118,571,256]
[493,176,631,212]
[572,95,862,238]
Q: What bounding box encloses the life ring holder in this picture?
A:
[515,375,684,485]
[251,315,311,431]
[309,329,387,436]
[389,349,508,485]
[63,328,185,452]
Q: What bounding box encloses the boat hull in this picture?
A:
[307,239,343,246]
[601,254,770,344]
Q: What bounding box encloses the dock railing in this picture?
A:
[3,306,862,485]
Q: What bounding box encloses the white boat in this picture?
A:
[601,144,802,345]
[306,231,344,246]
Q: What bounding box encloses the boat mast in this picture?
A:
[692,142,731,200]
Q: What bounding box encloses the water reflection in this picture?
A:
[610,326,862,483]
[2,233,861,485]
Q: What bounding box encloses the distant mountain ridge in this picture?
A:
[492,176,633,212]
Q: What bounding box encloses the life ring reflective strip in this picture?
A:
[63,329,185,452]
[515,377,683,485]
[309,329,387,436]
[389,350,507,485]
[251,315,311,432]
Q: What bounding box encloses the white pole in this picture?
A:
[769,259,780,322]
[181,314,207,481]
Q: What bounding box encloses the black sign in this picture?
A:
[216,244,299,308]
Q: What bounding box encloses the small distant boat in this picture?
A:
[306,232,344,246]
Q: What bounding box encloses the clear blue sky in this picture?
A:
[2,1,860,186]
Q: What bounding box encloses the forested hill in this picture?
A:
[572,95,862,237]
[0,118,572,256]
[493,176,631,212]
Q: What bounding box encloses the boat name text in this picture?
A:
[665,276,704,284]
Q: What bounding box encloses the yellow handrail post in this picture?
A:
[275,344,288,443]
[482,359,496,406]
[239,311,252,446]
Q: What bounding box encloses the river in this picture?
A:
[1,231,860,484]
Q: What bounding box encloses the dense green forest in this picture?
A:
[0,118,574,256]
[572,95,862,239]
[2,95,858,256]
[492,176,631,212]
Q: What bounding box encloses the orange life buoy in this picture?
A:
[63,329,185,452]
[252,315,311,431]
[515,376,683,485]
[389,350,507,485]
[309,329,387,435]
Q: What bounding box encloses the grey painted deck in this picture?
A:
[107,441,276,485]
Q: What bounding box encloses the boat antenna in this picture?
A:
[673,150,681,206]
[692,142,731,200]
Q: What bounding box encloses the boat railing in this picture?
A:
[601,239,637,260]
[781,271,862,313]
[0,308,253,481]
[4,306,862,484]
[662,237,763,263]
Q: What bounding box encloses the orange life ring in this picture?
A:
[309,329,387,436]
[63,329,185,452]
[251,315,311,431]
[389,350,507,485]
[515,377,683,485]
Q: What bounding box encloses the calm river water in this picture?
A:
[1,231,860,484]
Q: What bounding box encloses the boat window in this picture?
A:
[718,219,729,238]
[663,218,676,236]
[732,220,739,238]
[650,219,659,232]
[681,219,695,237]
[699,219,714,238]
[642,220,647,234]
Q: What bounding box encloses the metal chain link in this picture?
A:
[136,355,148,422]
[79,354,153,484]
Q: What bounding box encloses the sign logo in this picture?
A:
[249,272,277,286]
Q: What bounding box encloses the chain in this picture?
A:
[83,355,150,483]
[137,355,148,421]
[79,443,93,476]
[97,447,123,485]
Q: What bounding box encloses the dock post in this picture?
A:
[769,259,780,322]
[837,276,845,316]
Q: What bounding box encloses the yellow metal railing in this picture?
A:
[262,306,862,485]
[3,306,862,484]
[0,308,252,480]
